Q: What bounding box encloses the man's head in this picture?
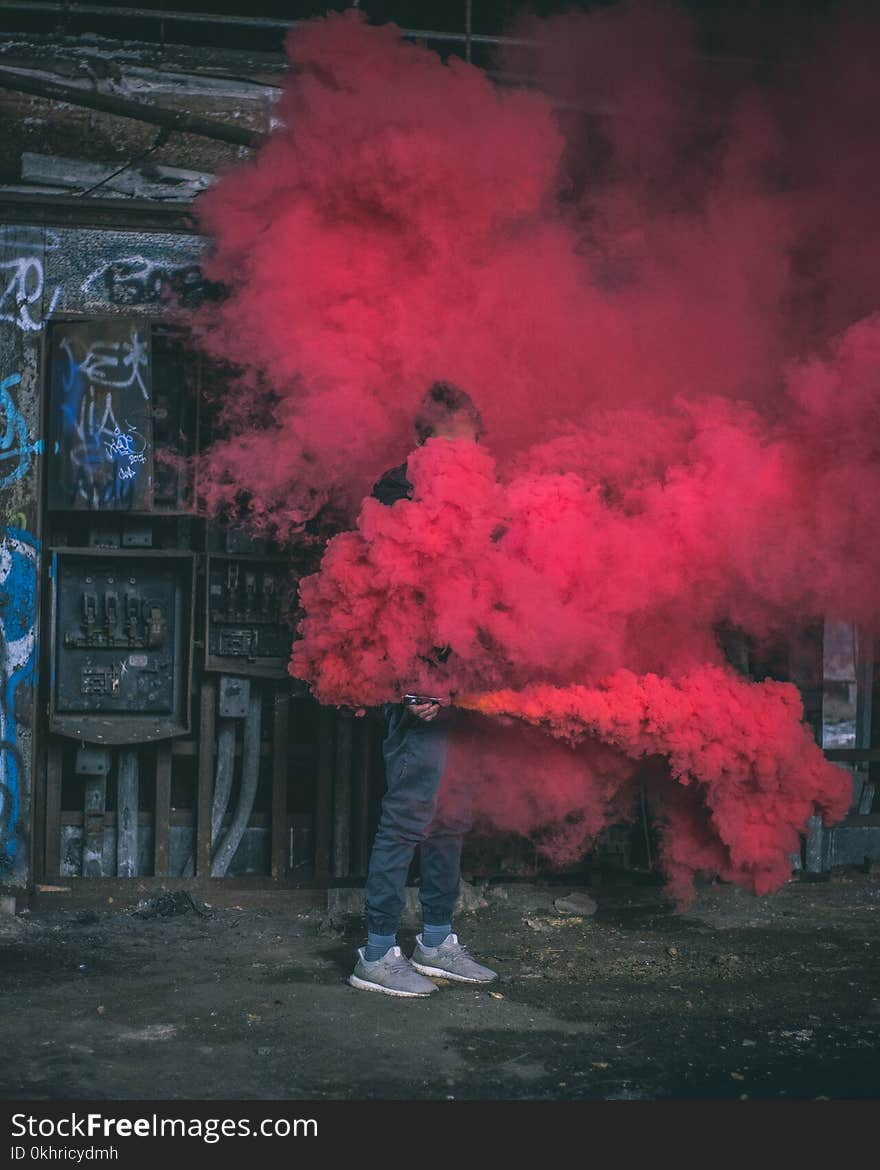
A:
[414,381,484,445]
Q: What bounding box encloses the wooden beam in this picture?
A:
[116,749,139,878]
[43,739,63,879]
[313,707,335,886]
[196,676,216,877]
[13,878,326,914]
[825,748,880,762]
[270,689,289,881]
[153,743,172,877]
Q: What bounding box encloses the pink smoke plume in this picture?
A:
[457,671,850,903]
[195,8,880,900]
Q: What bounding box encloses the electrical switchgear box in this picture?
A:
[204,555,293,679]
[49,549,195,743]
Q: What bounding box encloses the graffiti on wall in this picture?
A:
[0,372,45,489]
[82,256,216,308]
[48,323,152,510]
[0,228,62,332]
[0,527,37,874]
[60,330,149,398]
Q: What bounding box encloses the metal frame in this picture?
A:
[202,552,294,679]
[47,546,196,743]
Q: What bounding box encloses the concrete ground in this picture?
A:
[1,870,878,1100]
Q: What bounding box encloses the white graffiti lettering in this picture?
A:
[61,330,149,399]
[0,255,61,333]
[105,427,138,459]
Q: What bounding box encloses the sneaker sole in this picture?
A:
[348,974,436,998]
[410,960,498,985]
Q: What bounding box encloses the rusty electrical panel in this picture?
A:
[204,553,293,677]
[44,321,197,745]
[48,549,195,743]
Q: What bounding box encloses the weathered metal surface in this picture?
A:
[218,676,250,719]
[48,548,195,744]
[209,718,236,847]
[115,746,138,877]
[211,686,263,877]
[153,741,171,877]
[82,770,106,877]
[205,555,293,679]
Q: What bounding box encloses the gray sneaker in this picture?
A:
[349,945,439,998]
[410,933,498,984]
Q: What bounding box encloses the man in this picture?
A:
[349,382,499,997]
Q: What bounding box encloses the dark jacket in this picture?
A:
[371,459,450,672]
[371,462,412,507]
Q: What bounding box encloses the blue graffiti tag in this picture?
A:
[0,526,38,873]
[56,333,150,507]
[0,373,44,489]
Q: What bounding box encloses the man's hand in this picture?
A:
[407,701,441,722]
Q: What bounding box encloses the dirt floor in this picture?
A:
[1,870,879,1101]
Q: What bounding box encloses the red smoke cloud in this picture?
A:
[195,7,879,902]
[458,671,849,902]
[289,434,852,900]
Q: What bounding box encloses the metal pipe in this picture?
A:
[180,674,215,877]
[210,718,236,848]
[0,64,260,146]
[211,687,262,878]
